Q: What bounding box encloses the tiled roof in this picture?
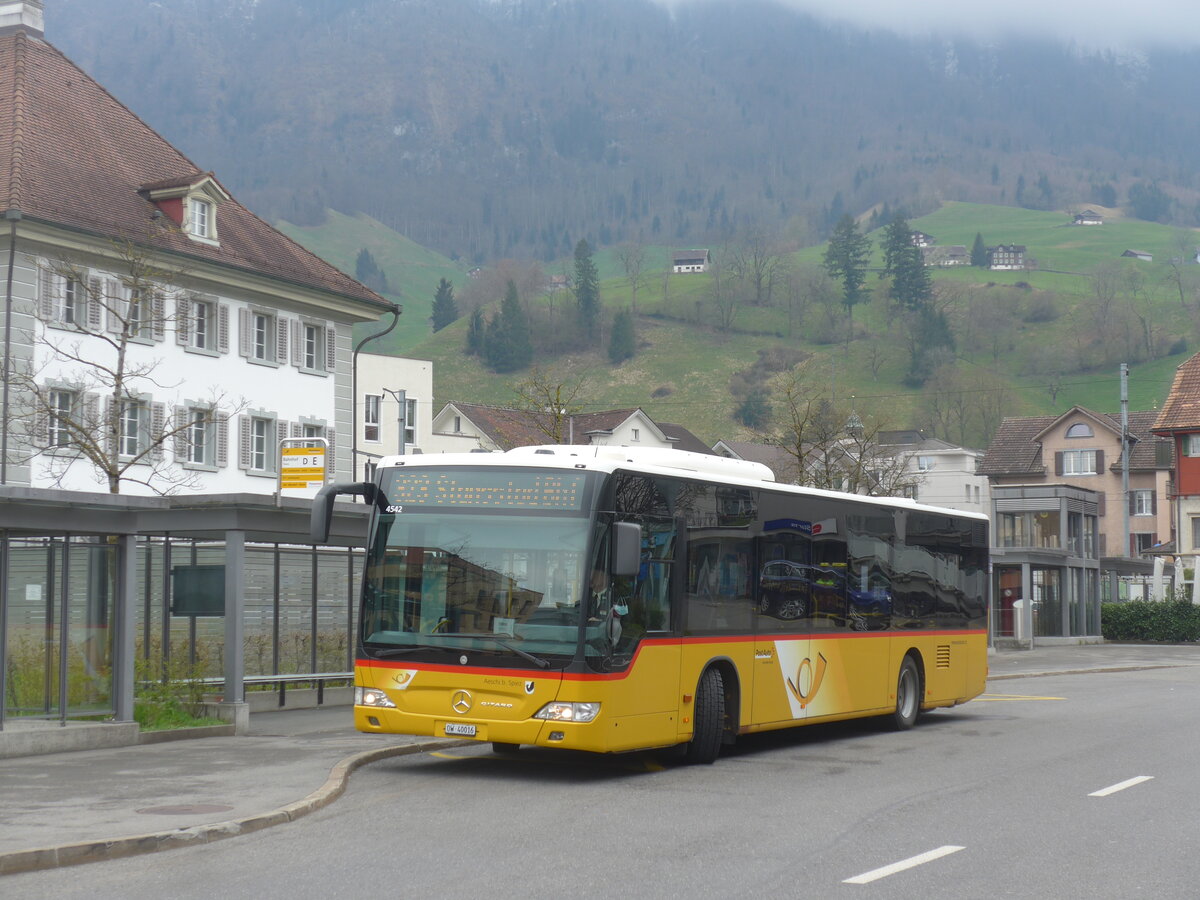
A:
[1153,353,1200,433]
[979,408,1171,476]
[0,30,388,310]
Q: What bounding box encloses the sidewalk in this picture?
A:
[3,643,1200,875]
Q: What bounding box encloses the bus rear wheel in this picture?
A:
[684,667,725,764]
[891,656,921,730]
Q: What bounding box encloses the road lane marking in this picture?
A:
[1089,776,1154,797]
[977,693,1066,701]
[843,846,965,884]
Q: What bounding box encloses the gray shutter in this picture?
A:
[237,415,251,469]
[32,396,49,445]
[87,276,104,331]
[1128,492,1136,516]
[173,405,187,458]
[152,292,166,341]
[217,304,230,353]
[290,320,303,368]
[1095,449,1105,472]
[325,324,337,372]
[326,427,336,476]
[37,263,54,321]
[291,421,303,439]
[103,395,115,455]
[272,419,288,473]
[1151,493,1157,516]
[216,412,229,468]
[176,297,191,345]
[105,280,122,333]
[1054,452,1063,476]
[72,270,90,330]
[276,316,289,365]
[238,307,251,357]
[150,402,166,459]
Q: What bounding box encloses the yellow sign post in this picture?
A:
[279,441,328,491]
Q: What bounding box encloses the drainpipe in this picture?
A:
[2,210,20,485]
[351,303,401,482]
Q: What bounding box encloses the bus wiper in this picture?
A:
[433,632,551,669]
[363,643,424,658]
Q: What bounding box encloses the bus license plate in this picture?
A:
[445,723,477,737]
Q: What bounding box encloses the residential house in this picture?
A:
[429,404,713,455]
[355,353,434,479]
[547,274,570,293]
[979,407,1172,635]
[921,245,968,267]
[1073,210,1104,226]
[1122,249,1153,262]
[672,250,711,274]
[1152,351,1200,565]
[910,231,935,248]
[987,244,1027,270]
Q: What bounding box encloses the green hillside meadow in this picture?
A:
[282,203,1199,446]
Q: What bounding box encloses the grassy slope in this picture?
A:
[286,204,1199,445]
[277,210,467,353]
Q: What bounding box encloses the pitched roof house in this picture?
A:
[672,250,711,273]
[1152,352,1200,557]
[430,403,713,455]
[0,6,392,493]
[1073,210,1104,225]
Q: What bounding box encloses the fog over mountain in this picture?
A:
[49,0,1200,262]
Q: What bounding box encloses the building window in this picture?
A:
[303,323,323,371]
[632,428,640,441]
[60,276,80,326]
[364,460,378,482]
[119,401,146,458]
[252,417,272,471]
[187,410,209,465]
[917,455,934,472]
[1061,449,1097,475]
[1191,518,1200,552]
[47,389,75,448]
[1184,435,1200,458]
[191,299,214,350]
[1066,423,1094,438]
[190,198,212,239]
[452,415,462,433]
[364,395,381,443]
[254,313,273,361]
[1132,533,1155,555]
[404,397,416,448]
[1131,490,1154,516]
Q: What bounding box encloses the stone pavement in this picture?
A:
[2,642,1199,876]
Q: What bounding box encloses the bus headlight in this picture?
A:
[533,702,600,723]
[355,686,397,708]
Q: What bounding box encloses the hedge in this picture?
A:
[1101,599,1200,642]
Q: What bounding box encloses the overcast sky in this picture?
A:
[658,0,1200,50]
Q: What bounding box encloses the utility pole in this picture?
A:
[1121,363,1130,557]
[382,388,406,456]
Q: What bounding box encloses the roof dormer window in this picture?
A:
[189,197,212,240]
[140,173,229,247]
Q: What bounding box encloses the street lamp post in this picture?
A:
[382,388,406,456]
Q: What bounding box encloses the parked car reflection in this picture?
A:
[758,560,891,629]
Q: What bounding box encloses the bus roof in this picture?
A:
[375,445,989,522]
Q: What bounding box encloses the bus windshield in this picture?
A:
[361,467,598,668]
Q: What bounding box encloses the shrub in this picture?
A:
[1101,598,1200,642]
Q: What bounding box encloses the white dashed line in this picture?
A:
[1089,776,1154,797]
[843,845,966,885]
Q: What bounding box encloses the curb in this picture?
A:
[988,663,1196,681]
[0,739,466,876]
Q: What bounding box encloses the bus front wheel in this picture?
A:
[891,656,921,730]
[685,667,726,764]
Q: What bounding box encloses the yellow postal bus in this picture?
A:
[312,445,988,763]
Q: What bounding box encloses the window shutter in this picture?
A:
[103,395,114,455]
[32,397,49,445]
[276,316,289,364]
[105,280,122,334]
[326,427,336,475]
[176,297,191,345]
[1097,493,1106,517]
[150,402,166,459]
[237,308,251,357]
[1095,449,1104,472]
[87,276,104,331]
[237,415,251,470]
[152,292,166,341]
[217,304,230,353]
[37,262,54,321]
[325,324,337,372]
[1128,492,1136,516]
[290,320,303,367]
[73,270,90,330]
[216,412,229,468]
[291,422,303,439]
[272,420,287,472]
[1151,493,1157,516]
[173,405,187,458]
[1054,451,1063,476]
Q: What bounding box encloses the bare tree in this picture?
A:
[510,365,591,444]
[733,226,783,307]
[13,235,244,493]
[616,237,646,315]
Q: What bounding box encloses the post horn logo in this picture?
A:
[451,690,473,714]
[786,653,828,709]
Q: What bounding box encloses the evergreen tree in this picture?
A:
[735,387,771,429]
[608,309,635,363]
[971,232,988,268]
[822,214,871,315]
[354,248,388,293]
[574,239,600,336]
[430,277,459,332]
[485,280,532,373]
[879,213,912,279]
[890,244,932,311]
[465,306,485,356]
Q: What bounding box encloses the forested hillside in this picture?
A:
[50,0,1200,263]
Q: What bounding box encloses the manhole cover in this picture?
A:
[136,804,235,816]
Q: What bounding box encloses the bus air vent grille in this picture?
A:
[936,645,951,669]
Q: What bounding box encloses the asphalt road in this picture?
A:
[7,665,1200,899]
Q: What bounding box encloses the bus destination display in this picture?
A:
[384,470,587,511]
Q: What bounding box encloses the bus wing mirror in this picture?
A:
[612,522,642,576]
[311,482,378,543]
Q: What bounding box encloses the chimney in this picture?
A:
[0,1,45,39]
